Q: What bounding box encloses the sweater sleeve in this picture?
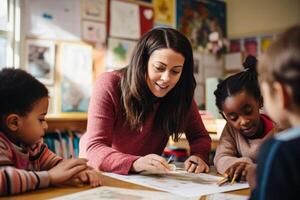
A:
[80,73,140,175]
[213,123,253,174]
[38,143,63,170]
[185,100,212,164]
[0,139,50,195]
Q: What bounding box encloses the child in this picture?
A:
[0,68,101,196]
[250,25,300,199]
[213,55,278,182]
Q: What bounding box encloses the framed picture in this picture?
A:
[153,0,175,27]
[81,0,107,22]
[25,39,56,85]
[106,37,137,70]
[0,0,9,31]
[82,20,106,44]
[58,42,93,113]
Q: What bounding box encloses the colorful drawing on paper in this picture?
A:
[229,39,241,53]
[59,43,93,113]
[106,38,137,70]
[176,0,226,50]
[153,0,175,26]
[81,0,107,22]
[261,35,274,53]
[244,37,258,57]
[25,39,56,85]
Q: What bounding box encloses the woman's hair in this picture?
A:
[214,55,262,112]
[0,68,48,116]
[258,25,300,107]
[120,27,196,141]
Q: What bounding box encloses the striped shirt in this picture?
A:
[0,131,62,195]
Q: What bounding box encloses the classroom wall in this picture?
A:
[226,0,300,38]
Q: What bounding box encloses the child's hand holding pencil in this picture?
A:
[218,162,250,186]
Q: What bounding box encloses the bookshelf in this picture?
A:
[46,115,87,132]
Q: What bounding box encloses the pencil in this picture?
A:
[189,160,199,165]
[231,175,237,184]
[217,177,229,186]
[167,155,174,164]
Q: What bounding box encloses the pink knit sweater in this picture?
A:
[79,71,211,174]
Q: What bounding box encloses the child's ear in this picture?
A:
[6,114,20,132]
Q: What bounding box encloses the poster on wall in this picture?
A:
[153,0,175,27]
[260,35,274,53]
[24,0,81,40]
[0,0,9,31]
[59,43,93,113]
[109,0,140,39]
[176,0,226,50]
[0,37,7,69]
[82,20,106,44]
[25,39,56,85]
[139,5,154,36]
[81,0,107,22]
[106,37,137,70]
[244,37,258,57]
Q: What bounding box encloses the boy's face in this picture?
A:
[261,82,289,129]
[17,97,49,145]
[222,90,262,137]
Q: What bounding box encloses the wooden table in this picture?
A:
[0,173,250,200]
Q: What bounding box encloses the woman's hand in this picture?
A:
[225,162,251,183]
[132,154,171,173]
[48,158,88,186]
[184,155,209,173]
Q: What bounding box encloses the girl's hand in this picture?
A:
[184,155,209,173]
[132,154,171,173]
[246,164,257,190]
[75,168,102,187]
[225,162,250,183]
[48,158,88,185]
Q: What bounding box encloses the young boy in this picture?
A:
[0,68,101,195]
[250,25,300,199]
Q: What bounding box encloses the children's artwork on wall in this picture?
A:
[153,0,175,27]
[47,86,56,114]
[139,5,154,36]
[176,0,226,50]
[244,37,258,57]
[82,20,106,44]
[0,0,9,31]
[81,0,107,22]
[109,0,140,39]
[58,43,93,113]
[193,52,204,83]
[24,0,81,40]
[0,37,7,69]
[25,39,56,85]
[106,37,137,70]
[261,35,274,53]
[229,39,241,53]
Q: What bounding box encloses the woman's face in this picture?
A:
[146,48,184,98]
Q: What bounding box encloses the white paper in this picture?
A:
[25,39,56,85]
[109,0,140,39]
[24,0,81,40]
[106,37,137,70]
[206,193,248,200]
[103,172,249,198]
[0,37,7,69]
[82,20,106,44]
[0,0,8,30]
[81,0,107,22]
[59,43,93,112]
[225,52,243,71]
[49,186,198,200]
